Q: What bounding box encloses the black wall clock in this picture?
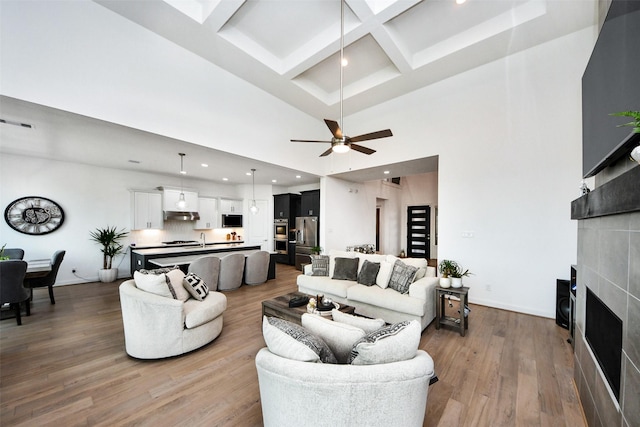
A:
[4,196,65,235]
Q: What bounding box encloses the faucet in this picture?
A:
[200,232,206,247]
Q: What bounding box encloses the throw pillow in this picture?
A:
[301,313,365,364]
[133,271,174,298]
[357,260,380,286]
[183,272,209,301]
[166,268,191,301]
[139,266,181,275]
[400,257,429,281]
[387,259,418,294]
[262,316,337,364]
[310,255,329,276]
[348,320,421,365]
[332,257,359,281]
[375,260,393,289]
[331,309,386,334]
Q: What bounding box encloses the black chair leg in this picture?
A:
[14,303,22,325]
[25,300,31,316]
[48,286,55,305]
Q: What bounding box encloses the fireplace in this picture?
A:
[585,286,622,401]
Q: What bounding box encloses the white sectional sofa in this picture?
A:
[297,250,438,330]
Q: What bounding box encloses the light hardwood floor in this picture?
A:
[0,264,585,426]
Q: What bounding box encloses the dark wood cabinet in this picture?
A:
[274,193,300,223]
[300,190,320,217]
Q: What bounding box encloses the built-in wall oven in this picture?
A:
[274,219,289,254]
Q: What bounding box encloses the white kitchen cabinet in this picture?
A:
[194,197,218,229]
[163,189,198,212]
[132,191,163,230]
[219,198,243,214]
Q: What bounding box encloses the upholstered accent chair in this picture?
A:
[24,250,65,304]
[0,260,30,325]
[244,251,269,285]
[119,279,227,359]
[188,256,221,291]
[217,253,245,291]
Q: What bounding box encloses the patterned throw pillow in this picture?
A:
[183,272,209,301]
[263,316,337,364]
[357,260,380,286]
[137,266,186,300]
[348,320,420,365]
[310,255,329,276]
[332,257,359,281]
[387,259,418,294]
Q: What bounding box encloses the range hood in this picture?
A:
[163,211,200,221]
[157,186,200,221]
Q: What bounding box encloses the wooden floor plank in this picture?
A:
[1,264,585,426]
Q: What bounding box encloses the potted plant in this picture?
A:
[90,226,128,282]
[610,110,640,164]
[311,246,323,255]
[438,259,458,288]
[450,264,472,288]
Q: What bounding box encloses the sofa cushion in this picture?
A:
[347,285,425,317]
[310,255,329,276]
[301,313,365,364]
[400,257,429,281]
[133,271,174,298]
[375,260,394,289]
[262,316,337,364]
[348,320,420,365]
[166,268,191,302]
[183,291,227,329]
[297,274,355,299]
[331,309,386,334]
[328,250,355,277]
[183,272,209,301]
[354,253,386,273]
[387,260,418,294]
[357,260,380,286]
[332,257,359,281]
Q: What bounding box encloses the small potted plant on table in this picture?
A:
[450,263,472,288]
[90,226,128,282]
[438,259,458,288]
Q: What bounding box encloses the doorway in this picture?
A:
[407,205,430,259]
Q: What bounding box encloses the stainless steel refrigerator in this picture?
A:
[294,216,318,270]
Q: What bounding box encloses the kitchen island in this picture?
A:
[130,243,264,275]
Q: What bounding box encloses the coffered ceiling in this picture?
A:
[1,0,598,185]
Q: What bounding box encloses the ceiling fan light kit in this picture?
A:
[291,0,392,157]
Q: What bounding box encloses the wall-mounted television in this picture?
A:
[582,0,640,178]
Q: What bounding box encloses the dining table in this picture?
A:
[0,259,52,321]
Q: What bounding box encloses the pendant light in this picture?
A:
[249,168,259,215]
[176,153,187,210]
[334,0,349,154]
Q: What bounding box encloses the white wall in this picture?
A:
[322,28,595,318]
[0,153,253,285]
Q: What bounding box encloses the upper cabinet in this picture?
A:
[194,197,218,229]
[163,189,198,212]
[274,193,301,223]
[300,190,320,217]
[132,191,163,230]
[219,198,243,214]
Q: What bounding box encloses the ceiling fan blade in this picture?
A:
[319,147,334,157]
[290,139,332,143]
[349,129,393,143]
[324,119,343,139]
[350,144,376,155]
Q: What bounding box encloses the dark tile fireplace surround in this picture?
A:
[571,164,640,426]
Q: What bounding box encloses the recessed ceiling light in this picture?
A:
[222,177,228,181]
[456,0,466,4]
[296,175,301,179]
[341,58,348,67]
[383,170,390,174]
[246,172,252,176]
[272,179,277,183]
[201,163,208,168]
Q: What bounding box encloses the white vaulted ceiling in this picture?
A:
[96,0,597,119]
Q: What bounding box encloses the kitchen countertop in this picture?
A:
[132,243,256,256]
[130,241,244,250]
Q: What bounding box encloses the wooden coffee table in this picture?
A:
[262,292,355,325]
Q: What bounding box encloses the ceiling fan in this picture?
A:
[291,0,393,157]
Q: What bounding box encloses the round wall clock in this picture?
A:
[4,196,65,235]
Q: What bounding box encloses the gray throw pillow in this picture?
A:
[357,260,380,286]
[332,257,359,281]
[387,259,418,294]
[310,255,329,276]
[264,316,337,364]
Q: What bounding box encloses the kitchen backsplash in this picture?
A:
[130,221,244,246]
